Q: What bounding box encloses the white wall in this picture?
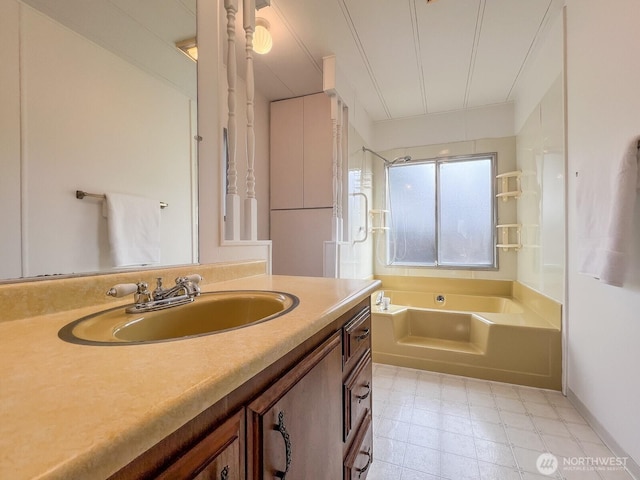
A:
[512,5,565,304]
[1,2,197,278]
[371,136,518,281]
[371,102,514,152]
[566,0,640,470]
[515,77,565,302]
[0,0,22,279]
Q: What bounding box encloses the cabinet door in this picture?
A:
[343,307,371,372]
[247,333,343,480]
[156,410,244,480]
[344,414,373,480]
[270,97,304,210]
[270,208,333,277]
[343,350,373,443]
[302,93,333,208]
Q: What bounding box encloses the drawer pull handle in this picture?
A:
[356,382,371,402]
[220,465,229,480]
[275,411,292,479]
[355,328,370,342]
[356,447,372,478]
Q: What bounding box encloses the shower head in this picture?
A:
[391,155,412,164]
[362,146,412,166]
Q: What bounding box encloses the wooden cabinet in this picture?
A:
[342,305,373,479]
[247,332,343,480]
[343,306,372,373]
[109,299,372,480]
[344,414,373,480]
[270,93,333,210]
[343,350,373,443]
[156,410,244,480]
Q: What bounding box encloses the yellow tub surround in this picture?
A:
[372,276,562,390]
[0,267,380,480]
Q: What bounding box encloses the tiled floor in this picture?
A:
[370,363,635,480]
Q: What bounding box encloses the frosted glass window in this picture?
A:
[386,154,496,268]
[387,163,436,265]
[439,159,494,266]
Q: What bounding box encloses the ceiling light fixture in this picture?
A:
[176,37,197,62]
[254,17,272,54]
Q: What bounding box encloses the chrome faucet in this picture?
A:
[107,274,202,313]
[375,290,385,305]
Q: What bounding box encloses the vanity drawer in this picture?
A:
[343,306,371,370]
[343,349,372,443]
[344,413,373,480]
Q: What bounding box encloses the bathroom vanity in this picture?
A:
[110,297,373,480]
[0,264,379,480]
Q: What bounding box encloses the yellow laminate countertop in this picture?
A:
[0,274,380,480]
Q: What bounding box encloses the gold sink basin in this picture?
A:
[59,291,299,345]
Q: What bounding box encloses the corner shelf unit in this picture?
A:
[496,224,522,251]
[370,209,390,233]
[496,171,522,201]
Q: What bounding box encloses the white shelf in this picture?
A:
[496,171,522,201]
[369,209,389,232]
[496,224,522,251]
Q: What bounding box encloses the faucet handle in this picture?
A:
[153,277,164,296]
[176,274,202,285]
[106,283,141,298]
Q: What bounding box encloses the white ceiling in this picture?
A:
[249,0,563,122]
[23,0,562,125]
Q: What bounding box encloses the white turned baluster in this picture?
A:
[336,99,344,241]
[330,94,339,242]
[224,0,240,240]
[243,0,258,240]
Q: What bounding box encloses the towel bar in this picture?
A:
[76,190,168,209]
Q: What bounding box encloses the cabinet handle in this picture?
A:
[356,382,371,403]
[275,411,292,479]
[355,328,370,342]
[356,447,372,478]
[220,465,229,480]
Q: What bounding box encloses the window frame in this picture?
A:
[385,152,498,270]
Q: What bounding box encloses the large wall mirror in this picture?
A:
[0,0,198,282]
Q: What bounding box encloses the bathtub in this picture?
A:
[380,290,524,314]
[371,285,562,390]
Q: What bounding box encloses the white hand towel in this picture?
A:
[105,193,161,267]
[577,136,640,286]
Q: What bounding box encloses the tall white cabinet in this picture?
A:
[270,92,334,276]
